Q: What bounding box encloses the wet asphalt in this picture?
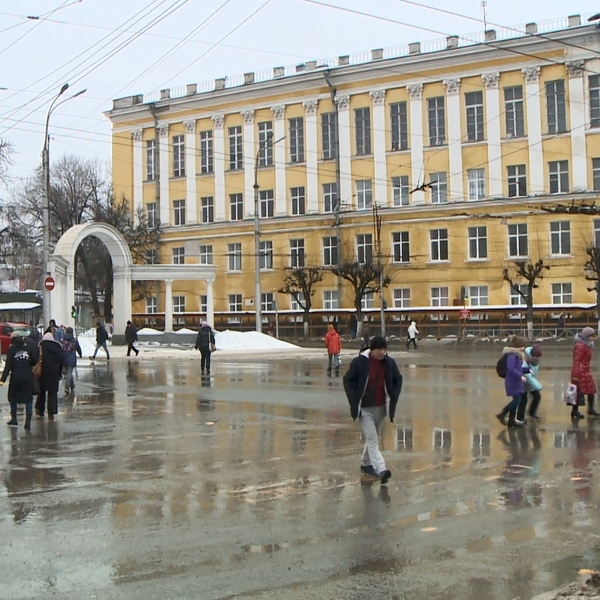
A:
[0,342,599,599]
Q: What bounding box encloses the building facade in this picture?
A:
[107,15,600,330]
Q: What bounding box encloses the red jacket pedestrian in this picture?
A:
[570,327,599,419]
[324,324,342,376]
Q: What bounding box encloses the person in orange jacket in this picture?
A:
[324,323,342,377]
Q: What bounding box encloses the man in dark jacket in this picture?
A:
[125,321,139,357]
[90,320,110,361]
[194,321,216,375]
[36,333,63,420]
[343,336,402,484]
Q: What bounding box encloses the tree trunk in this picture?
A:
[527,303,534,339]
[104,267,113,323]
[303,315,309,339]
[79,249,100,317]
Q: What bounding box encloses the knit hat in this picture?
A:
[530,345,542,358]
[581,327,596,339]
[42,332,55,342]
[10,330,22,339]
[511,335,526,348]
[370,335,388,350]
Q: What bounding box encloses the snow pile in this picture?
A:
[214,330,298,351]
[137,327,161,335]
[77,336,96,357]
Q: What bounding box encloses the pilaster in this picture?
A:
[183,119,197,223]
[212,113,226,221]
[370,89,387,206]
[482,72,502,198]
[303,100,319,213]
[271,105,287,215]
[408,84,425,205]
[522,66,544,195]
[443,78,463,202]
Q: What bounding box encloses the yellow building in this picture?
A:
[106,15,600,332]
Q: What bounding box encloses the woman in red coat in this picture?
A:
[324,324,342,377]
[571,327,599,420]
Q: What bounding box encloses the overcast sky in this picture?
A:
[1,0,599,181]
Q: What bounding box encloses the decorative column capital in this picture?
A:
[131,128,143,141]
[241,109,255,124]
[482,72,500,89]
[334,94,350,110]
[443,78,460,95]
[407,83,423,99]
[211,113,224,129]
[303,99,318,115]
[183,119,196,133]
[522,66,541,82]
[566,60,585,78]
[369,89,386,105]
[157,123,169,138]
[271,105,286,119]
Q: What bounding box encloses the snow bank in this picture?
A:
[214,330,298,351]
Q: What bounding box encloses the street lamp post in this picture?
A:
[41,84,86,327]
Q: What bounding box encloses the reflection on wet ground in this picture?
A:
[0,345,599,599]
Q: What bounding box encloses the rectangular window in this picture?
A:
[590,75,600,128]
[361,291,375,310]
[200,295,207,314]
[146,249,158,265]
[172,247,185,265]
[290,186,306,216]
[290,239,305,268]
[508,223,528,258]
[146,202,157,229]
[510,283,528,306]
[199,244,213,265]
[595,218,600,247]
[356,233,373,264]
[323,182,338,213]
[431,287,449,307]
[356,180,372,210]
[146,139,156,180]
[430,172,448,204]
[504,86,525,138]
[392,231,410,263]
[229,294,242,312]
[507,164,527,197]
[323,236,338,267]
[289,117,305,163]
[146,296,158,314]
[173,296,185,313]
[552,282,572,304]
[323,290,340,309]
[259,189,274,218]
[262,292,275,312]
[259,240,273,270]
[469,285,488,306]
[392,175,409,206]
[201,196,214,224]
[227,243,242,271]
[546,80,567,134]
[393,288,411,308]
[230,193,243,221]
[390,102,408,151]
[199,130,213,174]
[467,168,486,201]
[593,158,600,191]
[428,96,445,146]
[172,134,185,177]
[321,112,337,159]
[355,107,371,155]
[258,121,273,167]
[173,199,185,226]
[228,126,243,170]
[549,160,569,194]
[465,91,484,142]
[550,221,571,255]
[430,229,449,261]
[468,226,488,260]
[290,292,305,311]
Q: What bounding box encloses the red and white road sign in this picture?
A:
[44,276,55,292]
[459,309,471,319]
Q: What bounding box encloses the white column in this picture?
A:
[408,84,425,205]
[522,66,544,195]
[443,78,463,202]
[131,128,143,221]
[271,105,287,216]
[212,114,226,221]
[164,279,173,333]
[335,94,352,208]
[183,119,197,224]
[567,60,588,192]
[303,100,319,213]
[206,278,215,328]
[482,72,502,198]
[158,123,170,225]
[113,267,132,336]
[242,109,255,217]
[370,89,388,206]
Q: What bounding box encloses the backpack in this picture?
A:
[496,354,508,378]
[61,337,77,355]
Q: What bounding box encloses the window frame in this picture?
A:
[430,172,448,204]
[259,240,273,270]
[257,121,273,167]
[430,229,449,262]
[146,202,157,229]
[507,164,527,197]
[467,168,486,201]
[322,236,338,267]
[290,186,306,216]
[199,244,213,265]
[146,139,156,181]
[146,296,158,314]
[228,294,242,312]
[201,196,214,224]
[199,130,213,174]
[552,282,573,304]
[172,134,185,177]
[468,226,488,260]
[227,243,242,271]
[173,199,186,226]
[321,112,337,160]
[228,125,243,170]
[546,79,567,134]
[392,175,410,206]
[590,75,600,128]
[356,233,373,264]
[504,86,525,138]
[549,160,569,194]
[354,107,372,155]
[392,231,410,264]
[289,117,305,163]
[427,96,446,146]
[390,101,408,151]
[323,290,340,309]
[172,246,185,265]
[550,220,571,255]
[393,288,411,308]
[323,182,338,213]
[508,223,528,258]
[465,91,484,142]
[431,286,449,307]
[356,179,373,211]
[259,189,274,218]
[229,193,244,221]
[173,295,185,313]
[290,238,305,268]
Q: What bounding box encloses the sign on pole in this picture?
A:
[44,276,55,292]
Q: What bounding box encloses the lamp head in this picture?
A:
[59,83,69,95]
[72,88,87,98]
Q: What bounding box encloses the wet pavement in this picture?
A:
[1,344,600,599]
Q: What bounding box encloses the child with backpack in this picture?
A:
[517,345,543,422]
[496,335,529,428]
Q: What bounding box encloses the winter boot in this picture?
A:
[507,410,524,428]
[528,391,541,419]
[495,407,509,425]
[24,415,31,430]
[588,396,600,417]
[7,409,17,427]
[516,393,528,423]
[571,407,585,420]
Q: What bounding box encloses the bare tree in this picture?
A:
[502,258,550,339]
[278,266,323,338]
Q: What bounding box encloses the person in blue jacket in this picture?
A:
[496,335,528,428]
[517,345,543,422]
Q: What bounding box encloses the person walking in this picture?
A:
[496,336,528,428]
[324,324,342,377]
[195,321,216,375]
[570,327,599,420]
[406,321,419,350]
[343,336,403,484]
[90,320,110,361]
[517,345,543,422]
[36,333,63,420]
[125,321,139,357]
[0,331,35,429]
[61,327,82,396]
